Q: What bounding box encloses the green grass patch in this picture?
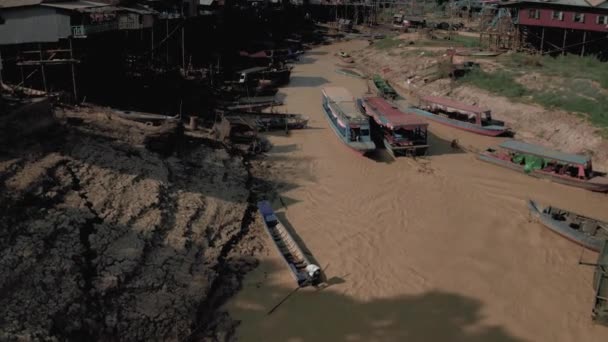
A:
[448,35,481,48]
[373,37,401,50]
[533,91,608,129]
[460,68,608,134]
[501,53,608,89]
[460,69,527,98]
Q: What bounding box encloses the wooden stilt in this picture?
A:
[562,29,567,56]
[69,38,77,101]
[540,27,545,53]
[39,43,47,92]
[166,19,169,64]
[151,25,154,61]
[0,48,4,86]
[581,31,587,56]
[181,21,185,72]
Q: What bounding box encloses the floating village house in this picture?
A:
[499,0,608,58]
[0,0,160,97]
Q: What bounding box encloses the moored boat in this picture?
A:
[321,87,376,154]
[527,200,608,252]
[592,241,608,325]
[479,140,608,192]
[335,68,365,79]
[257,201,321,287]
[360,97,429,157]
[372,75,397,99]
[256,114,309,130]
[412,95,509,136]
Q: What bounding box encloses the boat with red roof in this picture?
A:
[360,97,429,157]
[411,95,510,136]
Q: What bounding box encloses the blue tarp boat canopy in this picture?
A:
[500,140,589,165]
[257,200,275,217]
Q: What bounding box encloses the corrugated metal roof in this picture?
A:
[500,140,590,165]
[501,0,608,9]
[364,97,428,129]
[41,0,108,10]
[199,0,214,5]
[0,0,43,8]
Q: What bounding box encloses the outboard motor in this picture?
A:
[305,264,321,286]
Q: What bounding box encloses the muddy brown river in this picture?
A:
[227,41,608,342]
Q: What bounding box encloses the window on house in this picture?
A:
[528,9,541,19]
[597,15,608,25]
[573,13,585,23]
[552,11,564,21]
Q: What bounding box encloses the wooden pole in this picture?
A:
[540,27,545,53]
[39,43,47,92]
[562,29,567,56]
[182,22,186,72]
[0,48,4,86]
[181,6,185,72]
[580,31,587,57]
[69,38,77,101]
[151,24,154,61]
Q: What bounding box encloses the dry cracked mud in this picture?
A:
[0,107,267,341]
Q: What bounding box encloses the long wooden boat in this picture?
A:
[257,201,321,287]
[335,68,365,79]
[479,140,608,192]
[112,110,179,124]
[321,87,376,154]
[360,97,429,157]
[256,114,309,130]
[593,241,608,325]
[372,75,397,99]
[527,200,608,252]
[413,95,509,136]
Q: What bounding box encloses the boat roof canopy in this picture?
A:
[257,200,275,216]
[323,87,368,123]
[500,140,590,165]
[364,97,427,129]
[421,95,490,116]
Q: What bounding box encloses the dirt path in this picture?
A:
[227,41,608,342]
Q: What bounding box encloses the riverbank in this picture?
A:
[227,40,608,342]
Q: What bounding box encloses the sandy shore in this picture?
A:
[227,40,608,342]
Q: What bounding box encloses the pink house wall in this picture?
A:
[518,7,608,32]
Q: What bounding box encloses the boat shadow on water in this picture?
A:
[286,76,329,87]
[274,212,345,288]
[230,258,529,342]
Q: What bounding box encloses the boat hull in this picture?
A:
[322,103,376,154]
[409,108,507,137]
[383,139,428,158]
[478,153,608,192]
[257,201,316,287]
[527,200,605,252]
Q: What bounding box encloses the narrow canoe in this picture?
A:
[257,201,321,287]
[527,200,608,252]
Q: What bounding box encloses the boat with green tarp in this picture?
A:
[479,140,608,192]
[372,75,398,99]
